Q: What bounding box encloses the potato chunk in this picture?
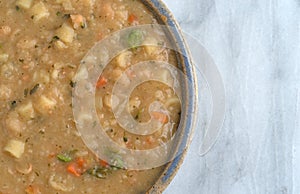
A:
[116,51,132,68]
[4,139,25,158]
[30,2,50,22]
[5,112,25,134]
[143,37,158,55]
[17,101,35,120]
[55,24,75,43]
[16,0,33,9]
[34,95,57,115]
[0,54,9,64]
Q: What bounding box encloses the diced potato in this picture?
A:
[164,97,180,108]
[155,90,165,101]
[116,51,132,68]
[16,0,33,9]
[33,69,50,84]
[0,54,9,64]
[103,94,112,108]
[34,95,57,115]
[30,2,50,22]
[143,37,158,55]
[112,68,123,80]
[55,24,75,43]
[56,0,74,11]
[49,174,74,192]
[4,139,25,158]
[0,84,12,100]
[54,40,68,50]
[17,101,35,120]
[5,112,25,133]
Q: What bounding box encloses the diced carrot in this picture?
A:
[125,142,133,149]
[67,157,87,177]
[25,185,41,194]
[145,136,154,145]
[96,76,108,88]
[67,162,81,177]
[128,14,138,25]
[151,111,168,124]
[99,159,109,167]
[96,32,103,41]
[48,152,56,159]
[76,157,85,168]
[70,14,86,29]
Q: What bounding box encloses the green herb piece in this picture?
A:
[134,108,144,120]
[10,100,17,109]
[63,14,70,19]
[24,88,28,97]
[127,29,144,48]
[57,153,72,162]
[104,147,126,169]
[157,41,165,46]
[52,36,60,41]
[80,22,87,29]
[111,157,124,169]
[87,166,110,179]
[16,6,20,11]
[56,11,61,16]
[29,84,39,95]
[70,81,76,88]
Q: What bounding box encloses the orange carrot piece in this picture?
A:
[145,136,154,145]
[76,157,85,168]
[25,185,41,194]
[70,14,86,29]
[151,112,168,124]
[99,159,109,167]
[48,153,55,159]
[96,76,108,88]
[67,162,81,177]
[67,157,87,177]
[128,14,138,24]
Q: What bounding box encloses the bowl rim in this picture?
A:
[140,0,199,193]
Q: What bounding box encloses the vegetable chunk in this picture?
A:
[30,2,50,22]
[16,0,33,9]
[4,139,25,158]
[55,24,75,43]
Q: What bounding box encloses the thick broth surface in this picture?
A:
[0,0,181,193]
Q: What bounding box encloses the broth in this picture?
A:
[0,0,181,193]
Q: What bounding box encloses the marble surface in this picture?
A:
[163,0,300,193]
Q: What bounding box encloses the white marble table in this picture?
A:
[163,0,300,193]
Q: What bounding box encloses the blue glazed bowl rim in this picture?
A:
[141,0,198,193]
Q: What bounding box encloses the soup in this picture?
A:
[0,0,181,193]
